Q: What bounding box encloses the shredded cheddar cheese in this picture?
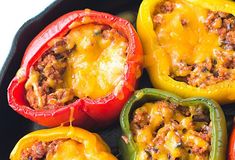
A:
[131,101,211,160]
[155,0,219,65]
[64,24,127,99]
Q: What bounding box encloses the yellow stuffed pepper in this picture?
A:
[137,0,235,104]
[10,126,117,160]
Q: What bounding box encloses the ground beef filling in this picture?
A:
[172,50,235,88]
[130,101,211,160]
[153,0,235,88]
[25,39,76,110]
[21,139,67,160]
[153,0,175,27]
[206,11,235,50]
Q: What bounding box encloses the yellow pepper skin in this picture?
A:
[137,0,235,104]
[10,126,117,160]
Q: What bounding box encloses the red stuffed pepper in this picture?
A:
[229,118,235,160]
[7,9,143,128]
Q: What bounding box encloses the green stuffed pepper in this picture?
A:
[120,88,227,160]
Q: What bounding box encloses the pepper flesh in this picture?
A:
[10,126,117,160]
[119,88,227,160]
[137,0,235,104]
[229,118,235,160]
[7,9,143,127]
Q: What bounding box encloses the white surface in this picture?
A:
[0,0,55,72]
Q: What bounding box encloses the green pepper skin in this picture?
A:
[119,88,227,160]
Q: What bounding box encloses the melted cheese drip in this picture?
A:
[64,24,127,99]
[47,140,87,160]
[133,102,210,160]
[156,0,219,66]
[24,69,43,107]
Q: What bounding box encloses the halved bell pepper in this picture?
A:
[10,126,117,160]
[7,9,143,128]
[229,117,235,160]
[120,88,227,160]
[137,0,235,104]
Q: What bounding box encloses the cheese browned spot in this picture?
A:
[25,24,127,109]
[153,0,235,88]
[130,101,211,160]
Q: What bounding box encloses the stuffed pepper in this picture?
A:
[229,117,235,160]
[137,0,235,104]
[10,126,117,160]
[120,88,227,160]
[7,9,143,127]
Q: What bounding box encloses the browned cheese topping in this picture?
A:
[153,0,235,88]
[130,101,211,160]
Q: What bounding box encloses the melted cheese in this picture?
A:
[133,102,210,160]
[47,140,87,160]
[24,69,44,108]
[64,24,127,99]
[156,0,219,66]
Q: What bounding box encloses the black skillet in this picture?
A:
[0,0,234,159]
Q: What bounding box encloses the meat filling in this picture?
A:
[131,101,211,160]
[153,1,175,27]
[206,11,235,50]
[172,50,235,88]
[25,39,76,110]
[153,0,235,88]
[21,139,66,160]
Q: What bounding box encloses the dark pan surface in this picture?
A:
[0,0,234,159]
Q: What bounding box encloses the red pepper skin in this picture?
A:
[7,9,143,128]
[229,122,235,160]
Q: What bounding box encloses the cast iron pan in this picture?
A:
[0,0,234,159]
